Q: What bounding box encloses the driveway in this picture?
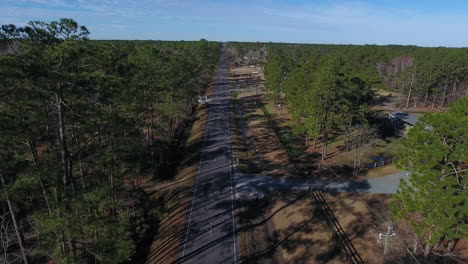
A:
[235,170,410,197]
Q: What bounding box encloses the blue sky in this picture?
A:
[2,0,468,47]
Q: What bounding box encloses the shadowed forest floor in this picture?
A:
[229,65,412,264]
[136,83,215,264]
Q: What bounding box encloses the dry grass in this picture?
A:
[236,187,426,264]
[272,192,393,264]
[330,137,400,165]
[362,164,401,178]
[372,89,444,113]
[229,66,296,179]
[236,191,344,264]
[270,193,346,264]
[230,66,395,263]
[238,192,392,264]
[237,196,282,264]
[324,192,392,264]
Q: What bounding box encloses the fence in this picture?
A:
[260,104,305,175]
[327,156,397,170]
[360,156,396,168]
[260,102,364,264]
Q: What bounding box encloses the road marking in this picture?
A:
[180,51,238,264]
[210,220,213,237]
[180,95,211,262]
[227,85,238,264]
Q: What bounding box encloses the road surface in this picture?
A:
[235,171,410,196]
[179,46,238,264]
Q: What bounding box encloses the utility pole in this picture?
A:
[255,76,259,105]
[379,226,395,255]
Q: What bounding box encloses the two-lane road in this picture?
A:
[179,46,238,264]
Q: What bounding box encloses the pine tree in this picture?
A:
[391,97,468,258]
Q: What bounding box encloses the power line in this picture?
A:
[379,226,395,255]
[393,232,420,264]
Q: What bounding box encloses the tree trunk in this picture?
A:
[143,90,150,147]
[148,74,155,146]
[18,91,52,216]
[423,89,429,105]
[170,85,175,137]
[305,133,308,147]
[413,235,418,255]
[423,244,431,259]
[60,225,67,256]
[405,69,415,108]
[353,147,358,170]
[97,92,102,145]
[449,238,459,251]
[72,122,86,190]
[56,90,72,193]
[450,82,457,103]
[321,130,328,161]
[42,99,54,149]
[321,108,329,161]
[25,140,52,216]
[441,81,448,107]
[109,113,115,212]
[312,134,317,150]
[0,174,29,264]
[399,81,405,108]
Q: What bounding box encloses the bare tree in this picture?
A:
[344,125,378,175]
[259,44,268,63]
[244,49,260,65]
[0,174,29,264]
[224,45,240,66]
[0,210,20,264]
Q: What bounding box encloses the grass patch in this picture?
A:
[330,137,400,165]
[362,164,401,178]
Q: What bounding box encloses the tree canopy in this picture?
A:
[0,18,220,263]
[391,97,467,257]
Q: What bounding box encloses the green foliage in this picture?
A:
[391,97,467,249]
[0,19,220,263]
[262,45,374,158]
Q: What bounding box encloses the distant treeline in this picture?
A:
[227,42,468,262]
[227,41,468,108]
[0,19,220,263]
[226,42,468,161]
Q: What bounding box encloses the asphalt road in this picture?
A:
[179,47,238,264]
[235,171,410,195]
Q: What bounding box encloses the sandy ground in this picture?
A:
[231,65,466,264]
[229,65,398,264]
[237,191,392,264]
[230,66,297,179]
[269,192,346,264]
[323,192,391,264]
[271,192,393,264]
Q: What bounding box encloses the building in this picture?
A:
[388,111,419,136]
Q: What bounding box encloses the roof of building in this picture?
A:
[389,111,419,126]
